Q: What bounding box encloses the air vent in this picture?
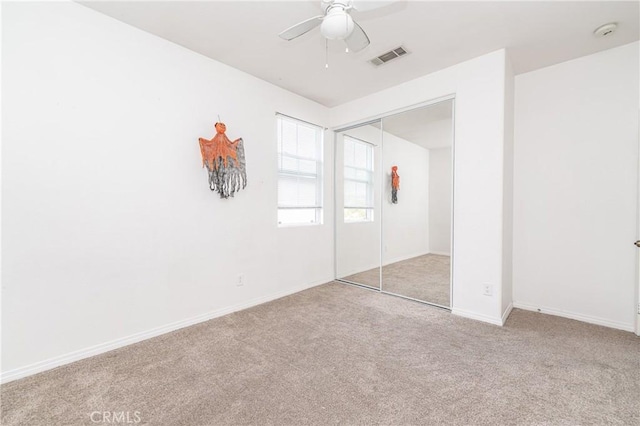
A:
[369,46,409,66]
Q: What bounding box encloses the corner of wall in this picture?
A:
[501,50,515,317]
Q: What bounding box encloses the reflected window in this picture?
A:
[277,114,324,226]
[344,136,374,222]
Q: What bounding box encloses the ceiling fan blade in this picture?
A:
[344,21,370,52]
[278,15,324,41]
[350,0,395,12]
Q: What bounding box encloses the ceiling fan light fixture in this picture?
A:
[320,8,355,40]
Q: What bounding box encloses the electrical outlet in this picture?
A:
[483,284,493,296]
[237,274,245,287]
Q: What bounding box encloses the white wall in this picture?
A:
[428,147,452,255]
[331,50,511,325]
[1,2,334,381]
[513,42,639,331]
[382,133,430,265]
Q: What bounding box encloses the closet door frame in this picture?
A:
[333,94,456,310]
[333,119,383,291]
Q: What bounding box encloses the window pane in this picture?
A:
[344,208,373,222]
[355,181,367,205]
[354,142,367,168]
[344,180,374,208]
[344,180,356,204]
[344,166,356,180]
[281,120,298,155]
[278,208,319,225]
[355,169,370,181]
[298,158,317,174]
[344,137,374,222]
[298,178,318,206]
[344,139,355,166]
[281,156,298,173]
[297,126,317,158]
[277,115,323,226]
[277,175,298,206]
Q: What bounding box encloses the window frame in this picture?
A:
[343,135,375,223]
[276,113,324,227]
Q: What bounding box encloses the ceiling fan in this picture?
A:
[278,0,393,53]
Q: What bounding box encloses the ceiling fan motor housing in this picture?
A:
[321,6,355,40]
[321,0,352,13]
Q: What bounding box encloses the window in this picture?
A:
[344,136,374,222]
[277,114,324,226]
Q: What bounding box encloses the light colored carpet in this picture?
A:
[2,282,639,425]
[382,254,450,306]
[343,254,450,306]
[341,267,381,289]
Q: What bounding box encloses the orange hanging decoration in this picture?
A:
[391,165,400,204]
[198,122,247,198]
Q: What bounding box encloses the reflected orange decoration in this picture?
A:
[198,122,247,198]
[391,165,400,204]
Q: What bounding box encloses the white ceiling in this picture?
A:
[80,1,639,107]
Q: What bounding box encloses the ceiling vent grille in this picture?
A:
[369,46,408,66]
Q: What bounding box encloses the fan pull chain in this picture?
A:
[325,39,329,69]
[345,14,349,53]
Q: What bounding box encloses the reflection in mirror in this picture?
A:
[380,100,453,307]
[335,122,382,290]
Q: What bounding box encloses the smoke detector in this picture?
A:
[594,23,617,37]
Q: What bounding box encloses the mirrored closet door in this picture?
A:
[335,121,383,290]
[380,99,454,307]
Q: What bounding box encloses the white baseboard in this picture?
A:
[512,302,635,332]
[451,308,503,326]
[0,278,331,384]
[427,251,450,257]
[501,302,513,325]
